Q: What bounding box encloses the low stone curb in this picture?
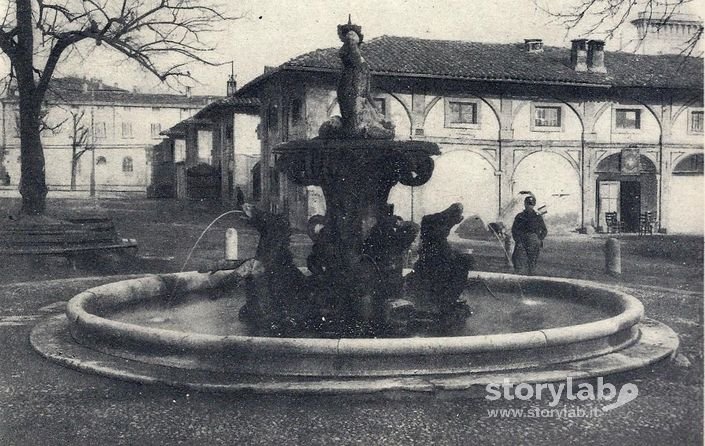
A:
[31,314,678,396]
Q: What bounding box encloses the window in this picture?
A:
[122,157,133,173]
[291,98,303,123]
[174,139,186,163]
[534,106,562,128]
[93,122,107,138]
[150,123,162,138]
[373,98,387,117]
[121,122,133,138]
[447,101,477,124]
[96,156,107,165]
[690,110,703,134]
[615,109,641,129]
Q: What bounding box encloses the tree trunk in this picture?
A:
[15,0,48,215]
[18,106,47,215]
[70,152,77,191]
[71,158,78,190]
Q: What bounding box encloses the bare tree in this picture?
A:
[67,109,91,191]
[0,0,235,215]
[535,0,703,56]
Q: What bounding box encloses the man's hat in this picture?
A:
[525,196,536,206]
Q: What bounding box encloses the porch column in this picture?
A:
[498,97,514,219]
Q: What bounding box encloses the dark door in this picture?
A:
[620,181,641,232]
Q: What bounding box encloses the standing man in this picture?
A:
[511,195,548,275]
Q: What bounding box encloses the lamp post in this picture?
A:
[89,86,96,197]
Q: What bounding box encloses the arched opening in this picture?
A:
[388,150,497,226]
[669,154,703,234]
[512,152,581,232]
[595,151,657,232]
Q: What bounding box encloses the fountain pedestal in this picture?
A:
[273,139,440,333]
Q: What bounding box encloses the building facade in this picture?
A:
[0,77,215,197]
[157,84,261,203]
[239,32,703,235]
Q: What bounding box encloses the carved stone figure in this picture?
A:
[361,210,419,323]
[318,19,395,139]
[405,203,474,324]
[232,205,312,334]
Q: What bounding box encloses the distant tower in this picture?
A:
[631,8,703,55]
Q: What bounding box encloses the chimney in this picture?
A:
[524,39,544,53]
[570,39,588,71]
[587,40,607,73]
[82,82,89,93]
[185,86,192,98]
[226,74,237,97]
[264,65,277,74]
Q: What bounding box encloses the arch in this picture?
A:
[96,156,107,165]
[621,98,663,135]
[669,153,704,233]
[673,153,704,174]
[595,152,656,173]
[381,89,413,127]
[511,151,581,232]
[512,101,528,121]
[590,102,612,133]
[672,96,703,123]
[423,96,442,120]
[513,148,580,174]
[441,145,499,171]
[378,89,413,138]
[388,150,498,224]
[594,152,658,232]
[554,99,585,132]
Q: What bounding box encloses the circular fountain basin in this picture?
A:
[57,271,649,379]
[31,270,679,394]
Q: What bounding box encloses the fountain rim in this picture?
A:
[65,271,644,356]
[271,137,442,154]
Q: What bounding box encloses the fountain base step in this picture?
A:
[31,315,678,396]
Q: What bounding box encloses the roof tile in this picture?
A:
[280,35,703,89]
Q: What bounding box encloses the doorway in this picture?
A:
[620,181,641,232]
[597,180,642,232]
[596,153,657,233]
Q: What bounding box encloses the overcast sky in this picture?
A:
[3,0,703,96]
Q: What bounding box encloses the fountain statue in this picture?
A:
[219,19,473,337]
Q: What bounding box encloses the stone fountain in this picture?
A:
[233,19,473,337]
[30,21,679,395]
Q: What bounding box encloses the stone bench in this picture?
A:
[0,216,137,257]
